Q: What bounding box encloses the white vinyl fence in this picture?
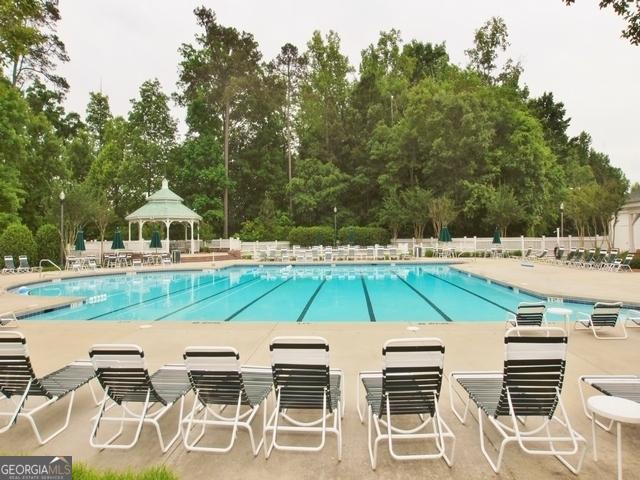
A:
[74,234,610,258]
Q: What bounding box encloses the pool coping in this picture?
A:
[8,260,640,320]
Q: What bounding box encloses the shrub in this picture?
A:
[337,226,390,246]
[0,223,37,268]
[35,223,61,265]
[288,226,335,247]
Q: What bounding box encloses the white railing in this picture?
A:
[68,234,611,257]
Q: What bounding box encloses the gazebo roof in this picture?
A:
[125,179,202,222]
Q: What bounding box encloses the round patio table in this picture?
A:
[547,306,572,334]
[588,395,640,480]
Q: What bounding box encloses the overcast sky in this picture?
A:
[56,1,639,183]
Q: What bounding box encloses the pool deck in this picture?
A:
[0,258,638,478]
[2,321,639,479]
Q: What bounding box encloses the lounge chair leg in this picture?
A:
[478,408,507,473]
[0,382,30,434]
[26,392,76,445]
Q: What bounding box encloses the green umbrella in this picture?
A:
[149,229,162,251]
[74,229,86,252]
[438,226,452,243]
[492,227,502,245]
[111,227,125,250]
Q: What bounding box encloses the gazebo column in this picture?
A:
[165,220,171,253]
[128,222,131,242]
[190,220,195,254]
[138,221,143,252]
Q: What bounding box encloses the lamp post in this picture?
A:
[560,202,564,239]
[333,206,338,247]
[59,191,65,266]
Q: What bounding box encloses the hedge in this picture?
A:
[337,226,390,246]
[35,223,61,266]
[288,226,335,247]
[0,223,37,268]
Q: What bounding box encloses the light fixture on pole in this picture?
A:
[560,202,564,238]
[59,190,65,266]
[333,206,338,247]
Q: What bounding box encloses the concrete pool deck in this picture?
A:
[1,321,639,479]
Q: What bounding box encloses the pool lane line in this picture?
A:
[297,279,326,322]
[424,272,515,315]
[360,276,376,322]
[392,272,452,322]
[154,277,261,321]
[225,278,293,321]
[87,275,221,320]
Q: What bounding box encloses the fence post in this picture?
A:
[569,235,572,249]
[542,235,546,250]
[474,236,477,252]
[521,235,525,257]
[556,228,560,245]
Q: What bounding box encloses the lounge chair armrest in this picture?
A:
[241,365,271,373]
[576,312,591,320]
[358,370,382,380]
[449,370,502,380]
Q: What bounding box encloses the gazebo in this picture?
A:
[125,179,202,253]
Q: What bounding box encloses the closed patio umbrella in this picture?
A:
[439,226,452,243]
[150,229,162,252]
[111,227,125,250]
[74,229,86,253]
[492,227,501,244]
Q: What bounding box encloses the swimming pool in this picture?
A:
[18,264,610,322]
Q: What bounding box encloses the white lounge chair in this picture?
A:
[0,332,97,444]
[449,327,586,474]
[89,344,191,451]
[574,302,627,340]
[181,346,273,455]
[264,336,343,460]
[0,311,19,328]
[18,255,41,273]
[505,302,547,330]
[358,338,455,469]
[2,256,16,274]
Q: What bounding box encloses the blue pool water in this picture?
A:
[20,264,604,322]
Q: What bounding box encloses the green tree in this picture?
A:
[85,91,112,150]
[485,186,523,236]
[563,0,640,45]
[86,117,131,218]
[465,17,521,85]
[64,129,94,181]
[177,7,263,237]
[427,195,458,238]
[298,30,353,165]
[273,43,307,213]
[0,0,69,91]
[401,186,432,239]
[288,158,349,226]
[127,79,177,195]
[378,193,406,239]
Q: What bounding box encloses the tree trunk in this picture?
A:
[286,69,293,215]
[223,102,230,238]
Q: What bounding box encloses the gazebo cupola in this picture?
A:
[125,178,202,253]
